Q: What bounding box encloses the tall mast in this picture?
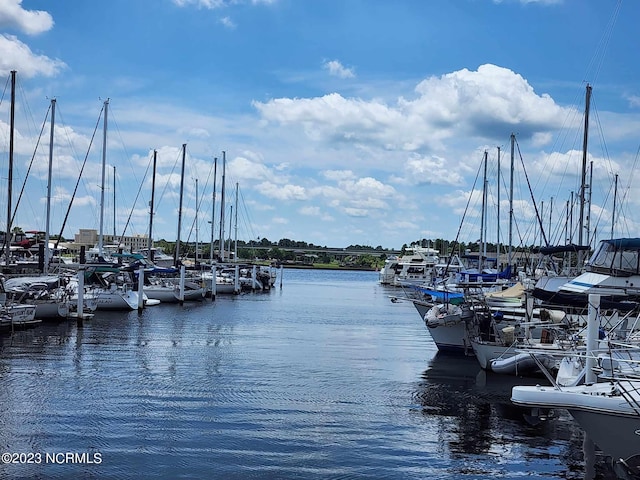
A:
[5,70,15,267]
[148,149,157,259]
[611,173,618,239]
[479,150,488,270]
[234,182,238,262]
[195,178,199,264]
[578,84,592,250]
[98,98,109,257]
[113,165,116,237]
[496,146,501,266]
[586,160,593,247]
[44,98,56,274]
[175,143,186,265]
[210,157,217,263]
[508,133,515,267]
[219,151,226,262]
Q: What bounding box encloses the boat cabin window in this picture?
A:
[588,240,640,275]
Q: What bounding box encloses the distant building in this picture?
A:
[67,229,149,254]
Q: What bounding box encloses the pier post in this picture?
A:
[252,265,257,291]
[137,265,145,312]
[179,265,186,305]
[77,265,85,328]
[234,264,240,294]
[585,294,600,385]
[279,265,283,289]
[211,263,216,301]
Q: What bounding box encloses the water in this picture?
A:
[0,269,622,479]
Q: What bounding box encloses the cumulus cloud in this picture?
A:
[398,153,465,187]
[299,206,321,216]
[254,64,571,155]
[0,34,65,78]
[310,174,398,218]
[228,155,282,183]
[256,181,307,200]
[323,60,355,79]
[530,149,621,183]
[219,16,236,29]
[0,0,53,35]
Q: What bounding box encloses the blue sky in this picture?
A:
[0,0,638,250]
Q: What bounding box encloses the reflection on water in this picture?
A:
[0,270,628,479]
[415,352,623,479]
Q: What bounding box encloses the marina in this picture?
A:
[0,269,625,479]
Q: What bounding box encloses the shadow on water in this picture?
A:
[413,351,626,479]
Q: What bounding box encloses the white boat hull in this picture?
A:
[512,381,640,465]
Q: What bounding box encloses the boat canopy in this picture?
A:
[533,244,591,255]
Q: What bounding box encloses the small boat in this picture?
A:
[489,351,557,375]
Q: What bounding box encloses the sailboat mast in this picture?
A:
[98,98,109,257]
[611,173,618,239]
[5,70,15,268]
[210,157,217,264]
[578,84,592,249]
[148,149,157,259]
[219,151,226,262]
[195,178,199,264]
[234,182,238,262]
[113,165,116,237]
[175,143,186,266]
[586,161,593,247]
[508,133,515,267]
[479,150,488,271]
[496,146,501,267]
[44,98,56,274]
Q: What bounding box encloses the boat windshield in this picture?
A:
[588,239,640,275]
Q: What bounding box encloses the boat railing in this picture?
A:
[616,380,640,417]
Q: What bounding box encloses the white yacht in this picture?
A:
[560,238,640,300]
[378,246,440,287]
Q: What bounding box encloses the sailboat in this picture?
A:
[3,98,93,320]
[531,84,595,305]
[69,99,141,311]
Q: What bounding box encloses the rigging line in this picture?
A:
[54,104,104,248]
[239,188,259,243]
[443,152,484,276]
[55,104,90,199]
[116,151,152,248]
[0,73,9,109]
[515,138,548,246]
[581,0,621,88]
[155,146,182,214]
[9,103,51,232]
[589,98,615,240]
[107,106,143,229]
[617,141,640,237]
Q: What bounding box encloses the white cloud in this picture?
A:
[0,0,53,35]
[254,64,570,156]
[219,16,236,29]
[323,60,355,79]
[0,34,65,78]
[256,181,307,200]
[322,169,356,182]
[299,206,320,216]
[399,153,465,187]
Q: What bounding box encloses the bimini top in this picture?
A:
[599,238,640,249]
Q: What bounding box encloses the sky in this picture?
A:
[0,0,638,251]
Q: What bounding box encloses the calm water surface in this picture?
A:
[0,269,622,479]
